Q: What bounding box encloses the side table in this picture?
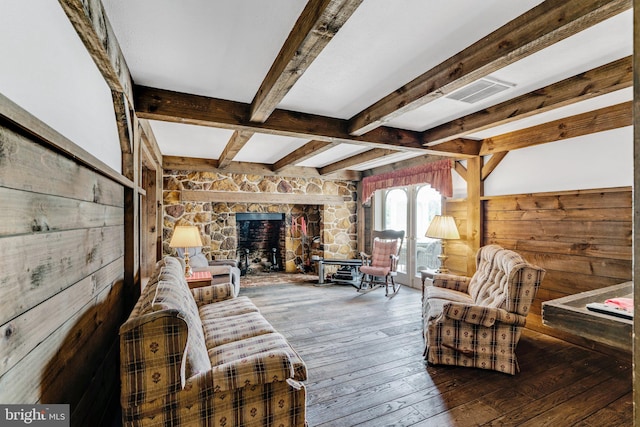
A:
[186,270,212,289]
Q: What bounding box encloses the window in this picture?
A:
[379,184,442,286]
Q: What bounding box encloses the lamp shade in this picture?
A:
[169,225,203,248]
[425,215,460,240]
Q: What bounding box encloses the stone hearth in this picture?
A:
[163,171,358,273]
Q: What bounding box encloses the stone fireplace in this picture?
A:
[236,213,286,274]
[163,171,357,273]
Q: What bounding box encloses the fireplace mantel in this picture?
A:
[182,190,346,205]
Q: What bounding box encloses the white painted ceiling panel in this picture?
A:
[468,87,633,140]
[149,120,234,159]
[102,0,308,102]
[278,0,545,119]
[389,10,633,131]
[99,1,632,174]
[297,144,371,168]
[234,134,310,164]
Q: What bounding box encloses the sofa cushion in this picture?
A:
[424,286,474,305]
[202,311,276,348]
[371,239,398,267]
[199,296,260,319]
[145,257,211,378]
[208,333,307,382]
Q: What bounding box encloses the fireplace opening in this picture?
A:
[236,213,285,274]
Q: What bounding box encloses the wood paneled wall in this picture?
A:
[482,188,632,343]
[447,187,632,353]
[443,199,470,275]
[0,121,125,425]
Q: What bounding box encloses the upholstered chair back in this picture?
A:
[467,244,503,301]
[469,247,545,316]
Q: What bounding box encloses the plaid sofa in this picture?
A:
[120,256,307,426]
[422,245,545,375]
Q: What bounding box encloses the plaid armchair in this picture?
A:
[422,245,545,375]
[120,257,307,426]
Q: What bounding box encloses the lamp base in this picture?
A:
[435,254,449,274]
[184,249,193,277]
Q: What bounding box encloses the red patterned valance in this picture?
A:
[361,159,453,203]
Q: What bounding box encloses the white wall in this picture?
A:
[452,127,633,198]
[0,2,122,173]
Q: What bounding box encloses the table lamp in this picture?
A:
[169,225,203,277]
[425,215,460,273]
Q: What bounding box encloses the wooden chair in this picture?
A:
[358,230,405,297]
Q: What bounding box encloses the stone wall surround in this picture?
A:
[163,170,358,273]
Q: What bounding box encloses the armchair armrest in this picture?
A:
[432,274,471,293]
[209,259,238,268]
[442,302,527,327]
[182,350,296,397]
[191,283,235,306]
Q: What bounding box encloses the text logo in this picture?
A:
[0,405,69,427]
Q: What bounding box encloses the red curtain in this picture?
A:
[361,159,453,203]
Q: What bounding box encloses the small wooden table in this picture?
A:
[186,270,212,289]
[420,269,437,302]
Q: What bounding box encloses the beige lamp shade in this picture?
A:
[169,226,203,277]
[169,225,203,248]
[425,215,459,273]
[425,215,460,240]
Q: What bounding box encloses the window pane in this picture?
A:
[384,189,407,273]
[416,185,442,273]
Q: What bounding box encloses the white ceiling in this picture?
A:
[102,1,632,172]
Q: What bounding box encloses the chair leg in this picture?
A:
[358,273,367,291]
[386,276,401,298]
[357,274,382,294]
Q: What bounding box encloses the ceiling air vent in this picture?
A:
[446,77,515,104]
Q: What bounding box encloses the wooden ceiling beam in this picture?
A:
[218,130,254,168]
[424,56,632,144]
[163,156,360,180]
[481,152,509,180]
[272,140,338,172]
[135,85,426,151]
[424,138,482,158]
[58,0,133,105]
[361,154,449,179]
[454,161,468,182]
[319,148,397,175]
[250,0,363,122]
[348,0,631,136]
[183,190,347,205]
[480,101,632,155]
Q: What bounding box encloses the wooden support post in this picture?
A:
[123,123,141,310]
[632,0,639,420]
[466,157,482,275]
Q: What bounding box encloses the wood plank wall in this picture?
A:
[0,121,125,425]
[448,187,632,354]
[443,199,469,275]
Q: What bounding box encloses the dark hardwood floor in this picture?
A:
[241,281,633,427]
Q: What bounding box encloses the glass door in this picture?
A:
[382,188,409,283]
[413,185,442,286]
[380,185,442,288]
